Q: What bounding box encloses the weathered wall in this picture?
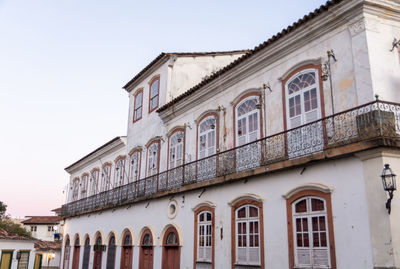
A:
[62,157,376,269]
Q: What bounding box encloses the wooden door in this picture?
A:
[72,246,80,269]
[33,254,42,269]
[139,247,153,269]
[162,247,180,269]
[93,251,102,269]
[120,247,133,269]
[0,251,13,269]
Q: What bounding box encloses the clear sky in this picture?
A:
[0,0,328,217]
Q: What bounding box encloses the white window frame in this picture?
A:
[89,170,99,196]
[235,205,260,266]
[198,116,217,159]
[80,174,88,199]
[197,211,212,263]
[129,151,141,183]
[292,196,331,269]
[285,69,321,129]
[235,96,261,147]
[101,165,112,192]
[72,179,79,201]
[134,91,143,121]
[169,131,184,169]
[147,142,159,176]
[114,159,125,187]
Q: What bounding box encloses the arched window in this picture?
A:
[149,77,160,113]
[129,150,141,183]
[139,229,154,269]
[114,158,125,187]
[133,89,143,122]
[82,237,91,269]
[196,211,213,265]
[63,236,71,269]
[72,235,80,269]
[80,174,88,199]
[198,116,217,159]
[106,235,116,269]
[235,96,261,146]
[89,169,99,196]
[101,164,112,192]
[121,231,133,269]
[169,130,184,169]
[231,198,264,269]
[93,235,103,269]
[162,227,180,269]
[147,140,160,176]
[285,69,322,129]
[288,193,336,269]
[71,178,79,202]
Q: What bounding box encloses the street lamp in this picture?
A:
[381,164,397,214]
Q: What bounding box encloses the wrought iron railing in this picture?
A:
[61,100,400,217]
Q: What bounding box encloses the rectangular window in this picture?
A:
[149,78,159,112]
[17,251,29,269]
[134,91,143,122]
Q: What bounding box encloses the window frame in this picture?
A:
[233,93,263,147]
[128,149,142,183]
[286,189,336,269]
[146,139,161,177]
[101,163,112,192]
[148,76,160,113]
[71,178,80,202]
[106,234,117,269]
[80,173,89,199]
[133,89,144,123]
[193,205,215,269]
[196,113,218,160]
[231,198,264,269]
[167,128,185,170]
[281,64,325,131]
[89,168,100,196]
[114,156,126,187]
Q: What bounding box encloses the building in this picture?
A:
[34,241,62,269]
[22,216,62,242]
[0,228,36,269]
[60,0,400,269]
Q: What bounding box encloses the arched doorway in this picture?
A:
[63,236,71,269]
[162,227,180,269]
[106,234,116,269]
[139,229,154,269]
[82,236,91,269]
[72,235,80,269]
[120,231,133,269]
[93,234,103,269]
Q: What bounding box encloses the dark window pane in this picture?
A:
[312,217,319,231]
[295,199,307,213]
[320,232,327,247]
[303,233,309,247]
[297,234,303,247]
[237,207,246,218]
[207,213,212,221]
[249,206,258,217]
[313,232,320,247]
[311,198,324,211]
[302,218,308,232]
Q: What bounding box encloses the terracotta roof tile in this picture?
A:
[35,240,62,251]
[22,216,61,224]
[157,0,343,113]
[0,228,35,241]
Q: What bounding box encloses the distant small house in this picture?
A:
[21,217,62,242]
[0,228,36,269]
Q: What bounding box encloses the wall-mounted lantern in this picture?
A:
[381,164,397,214]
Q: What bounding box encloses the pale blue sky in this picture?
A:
[0,0,327,217]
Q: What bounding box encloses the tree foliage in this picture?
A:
[0,201,32,237]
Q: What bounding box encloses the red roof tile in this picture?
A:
[22,216,61,224]
[35,240,62,251]
[0,228,35,241]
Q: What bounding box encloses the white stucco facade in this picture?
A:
[0,240,36,269]
[61,1,400,269]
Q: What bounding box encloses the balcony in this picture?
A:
[61,100,400,217]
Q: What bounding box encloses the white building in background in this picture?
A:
[22,216,62,242]
[61,1,400,269]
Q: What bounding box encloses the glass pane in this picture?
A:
[199,213,204,222]
[303,233,309,247]
[312,217,319,231]
[319,217,326,231]
[313,232,320,247]
[238,98,257,117]
[297,233,303,247]
[320,232,327,247]
[207,213,212,221]
[142,233,152,245]
[166,232,177,245]
[249,206,258,217]
[237,207,246,218]
[302,218,308,232]
[295,199,307,213]
[296,219,301,232]
[288,72,316,94]
[311,199,325,211]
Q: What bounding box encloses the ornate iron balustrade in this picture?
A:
[62,100,400,217]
